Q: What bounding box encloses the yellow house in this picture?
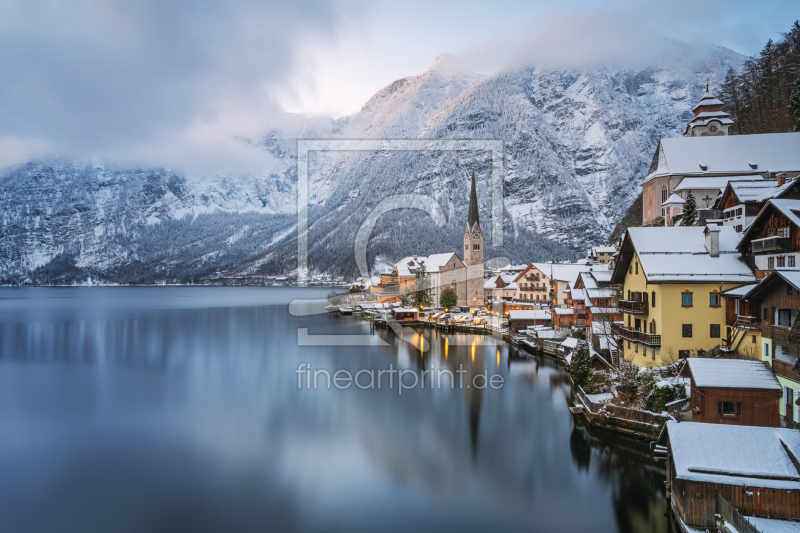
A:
[610,225,756,368]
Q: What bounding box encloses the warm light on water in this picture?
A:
[0,287,670,533]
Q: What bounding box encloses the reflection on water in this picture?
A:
[0,288,669,533]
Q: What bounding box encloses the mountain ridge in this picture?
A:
[0,39,745,284]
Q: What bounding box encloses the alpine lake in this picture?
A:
[0,287,674,533]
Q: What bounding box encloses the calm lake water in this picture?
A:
[0,287,671,533]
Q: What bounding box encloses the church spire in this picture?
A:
[467,165,480,231]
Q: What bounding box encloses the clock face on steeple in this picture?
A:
[708,124,718,134]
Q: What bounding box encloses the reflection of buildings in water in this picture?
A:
[569,420,671,533]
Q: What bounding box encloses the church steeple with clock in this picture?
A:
[684,79,734,137]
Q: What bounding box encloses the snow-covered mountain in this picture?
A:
[0,43,744,284]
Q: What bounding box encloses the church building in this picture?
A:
[640,88,800,227]
[379,168,487,308]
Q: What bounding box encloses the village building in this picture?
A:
[589,245,617,265]
[483,273,517,302]
[640,89,800,226]
[661,421,800,531]
[742,270,800,427]
[513,262,592,306]
[737,199,800,281]
[611,225,756,367]
[551,308,575,328]
[717,175,800,234]
[682,358,782,427]
[508,310,551,334]
[720,283,761,357]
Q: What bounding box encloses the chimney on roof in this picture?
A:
[778,173,787,187]
[704,224,720,257]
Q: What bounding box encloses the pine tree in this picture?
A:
[675,192,698,226]
[569,340,595,391]
[412,265,432,308]
[440,286,457,310]
[790,73,800,132]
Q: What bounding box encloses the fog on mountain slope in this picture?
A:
[0,39,744,284]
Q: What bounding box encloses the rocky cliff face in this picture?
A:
[0,44,744,284]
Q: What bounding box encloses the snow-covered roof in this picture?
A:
[665,421,800,490]
[484,275,500,289]
[394,253,460,276]
[726,178,794,203]
[721,283,757,297]
[661,192,685,207]
[766,199,800,229]
[691,94,724,111]
[578,272,598,290]
[570,288,586,301]
[646,133,800,182]
[672,175,756,193]
[623,226,756,283]
[592,246,616,253]
[590,307,618,314]
[424,252,460,272]
[535,328,563,339]
[685,359,781,390]
[530,263,592,285]
[393,307,419,313]
[590,270,613,283]
[744,269,800,300]
[560,338,579,349]
[586,288,612,299]
[553,308,574,315]
[745,517,800,533]
[500,263,527,273]
[509,310,551,321]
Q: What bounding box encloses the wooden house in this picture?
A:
[508,310,551,334]
[717,175,800,235]
[720,283,761,356]
[681,358,781,427]
[736,199,800,281]
[660,421,800,531]
[551,308,574,328]
[742,270,800,426]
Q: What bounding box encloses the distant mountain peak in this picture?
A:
[427,53,475,78]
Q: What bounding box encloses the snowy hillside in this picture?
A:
[0,43,744,284]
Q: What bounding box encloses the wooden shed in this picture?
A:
[661,421,800,531]
[682,358,782,427]
[508,310,551,334]
[391,308,419,321]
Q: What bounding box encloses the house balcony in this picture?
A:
[521,286,547,292]
[773,359,799,382]
[752,236,791,253]
[575,319,589,328]
[549,291,557,298]
[619,299,648,314]
[525,275,540,281]
[614,324,661,346]
[734,315,761,331]
[765,325,797,345]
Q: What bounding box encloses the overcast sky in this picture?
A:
[0,0,796,171]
